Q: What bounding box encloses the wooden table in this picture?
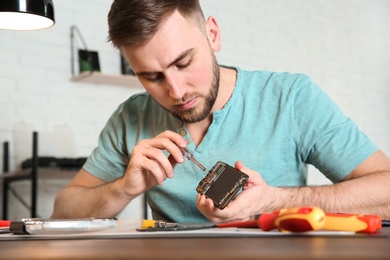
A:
[0,227,389,259]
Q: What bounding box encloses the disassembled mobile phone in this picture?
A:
[196,161,249,210]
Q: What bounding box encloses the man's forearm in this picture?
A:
[266,172,390,219]
[51,180,133,219]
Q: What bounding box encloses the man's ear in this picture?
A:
[205,16,221,52]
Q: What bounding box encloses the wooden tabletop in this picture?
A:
[0,227,389,259]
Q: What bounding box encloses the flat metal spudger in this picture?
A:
[178,147,207,173]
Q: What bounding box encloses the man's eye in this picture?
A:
[146,73,164,82]
[176,59,192,69]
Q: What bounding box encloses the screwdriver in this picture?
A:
[178,146,208,173]
[218,206,326,232]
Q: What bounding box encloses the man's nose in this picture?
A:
[165,72,184,99]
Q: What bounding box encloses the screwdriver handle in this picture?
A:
[276,207,326,232]
[323,213,382,233]
[257,212,279,231]
[0,220,11,228]
[259,207,326,232]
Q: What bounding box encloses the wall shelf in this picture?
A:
[71,71,142,88]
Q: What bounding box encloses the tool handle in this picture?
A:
[275,207,326,232]
[323,213,382,233]
[257,213,279,231]
[0,220,11,228]
[258,207,326,232]
[141,219,157,229]
[217,208,322,231]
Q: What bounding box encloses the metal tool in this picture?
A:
[178,147,207,173]
[138,219,214,231]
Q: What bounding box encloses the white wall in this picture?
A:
[1,0,389,219]
[201,0,390,184]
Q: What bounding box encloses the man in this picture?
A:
[52,0,390,223]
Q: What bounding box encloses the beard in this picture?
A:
[169,53,220,124]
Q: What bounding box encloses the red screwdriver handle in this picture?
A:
[259,207,326,232]
[257,212,279,231]
[276,207,326,232]
[0,220,11,228]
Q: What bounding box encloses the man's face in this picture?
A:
[121,11,221,123]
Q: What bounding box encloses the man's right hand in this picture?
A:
[118,130,187,199]
[51,130,187,219]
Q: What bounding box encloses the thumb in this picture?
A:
[234,161,264,186]
[234,160,246,172]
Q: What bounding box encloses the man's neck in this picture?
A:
[213,66,238,112]
[185,66,237,146]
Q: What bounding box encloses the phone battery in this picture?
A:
[196,161,249,209]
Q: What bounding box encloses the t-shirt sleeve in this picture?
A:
[293,75,378,183]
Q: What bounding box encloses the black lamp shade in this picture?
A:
[0,0,55,30]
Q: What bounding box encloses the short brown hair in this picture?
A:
[107,0,205,49]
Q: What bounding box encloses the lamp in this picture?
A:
[0,0,55,30]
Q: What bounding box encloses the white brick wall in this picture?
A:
[1,0,389,219]
[201,0,390,184]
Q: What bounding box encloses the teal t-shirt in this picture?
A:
[83,67,378,223]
